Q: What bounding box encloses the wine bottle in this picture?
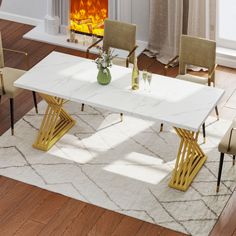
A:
[132,57,139,90]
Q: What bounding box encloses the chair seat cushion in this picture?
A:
[176,74,208,85]
[218,119,236,155]
[0,67,25,98]
[112,57,132,68]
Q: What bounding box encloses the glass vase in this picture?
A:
[97,68,111,85]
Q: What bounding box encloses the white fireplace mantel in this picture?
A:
[45,0,68,35]
[45,0,121,35]
[23,0,148,55]
[0,0,149,42]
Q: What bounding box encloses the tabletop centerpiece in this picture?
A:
[95,48,117,85]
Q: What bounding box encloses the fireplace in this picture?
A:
[44,0,116,36]
[70,0,108,37]
[24,0,147,56]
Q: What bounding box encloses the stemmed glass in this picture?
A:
[147,72,152,92]
[142,70,148,90]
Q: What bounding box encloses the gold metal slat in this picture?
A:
[169,127,207,191]
[33,93,76,151]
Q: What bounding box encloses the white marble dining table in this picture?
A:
[14,51,224,191]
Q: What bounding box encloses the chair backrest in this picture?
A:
[179,35,216,76]
[103,19,136,63]
[0,32,4,68]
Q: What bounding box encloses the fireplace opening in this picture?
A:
[70,0,108,37]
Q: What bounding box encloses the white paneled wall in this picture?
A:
[117,0,150,41]
[131,0,150,42]
[1,0,47,20]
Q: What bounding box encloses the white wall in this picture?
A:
[118,0,150,42]
[131,0,150,42]
[1,0,47,22]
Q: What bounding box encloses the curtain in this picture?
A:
[188,0,206,38]
[209,0,217,40]
[187,0,216,40]
[147,0,184,64]
[147,0,216,64]
[186,0,216,71]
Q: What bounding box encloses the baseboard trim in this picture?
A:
[216,56,236,69]
[216,47,236,69]
[0,11,42,26]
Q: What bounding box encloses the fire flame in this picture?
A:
[70,0,108,37]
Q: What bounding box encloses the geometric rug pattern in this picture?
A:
[0,101,235,236]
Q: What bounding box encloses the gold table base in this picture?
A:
[33,94,206,191]
[33,94,76,151]
[169,127,207,191]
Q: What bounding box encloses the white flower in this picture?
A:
[94,49,117,70]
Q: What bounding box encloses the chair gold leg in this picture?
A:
[33,94,76,151]
[169,127,207,191]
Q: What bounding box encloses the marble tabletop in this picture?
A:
[14,51,224,132]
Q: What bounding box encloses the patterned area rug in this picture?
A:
[0,101,235,236]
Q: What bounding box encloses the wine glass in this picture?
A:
[147,72,152,92]
[142,70,148,90]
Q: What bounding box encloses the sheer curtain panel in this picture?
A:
[147,0,184,64]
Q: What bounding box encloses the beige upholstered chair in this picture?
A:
[103,19,137,67]
[0,33,38,135]
[176,35,217,86]
[161,35,218,142]
[216,119,236,192]
[83,19,138,115]
[87,19,138,68]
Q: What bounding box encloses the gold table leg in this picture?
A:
[169,127,207,191]
[33,94,76,151]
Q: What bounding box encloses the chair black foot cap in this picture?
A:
[120,113,123,122]
[81,104,85,112]
[160,124,164,132]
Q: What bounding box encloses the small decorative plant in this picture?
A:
[95,48,117,71]
[95,48,117,85]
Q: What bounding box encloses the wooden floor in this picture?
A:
[0,19,236,236]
